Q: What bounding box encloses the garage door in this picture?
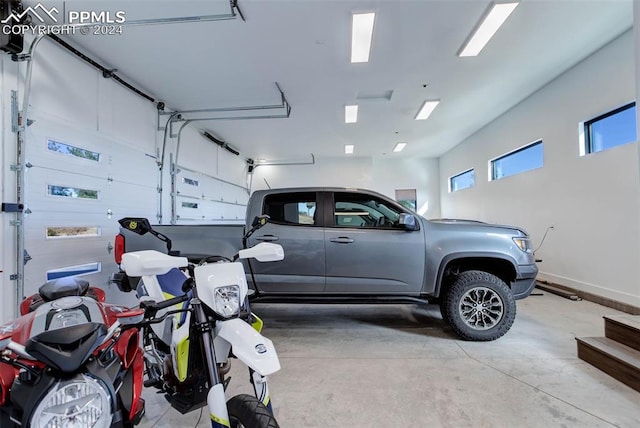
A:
[173,162,248,225]
[23,116,157,304]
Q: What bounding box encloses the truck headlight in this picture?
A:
[513,237,533,253]
[213,285,240,318]
[31,374,112,428]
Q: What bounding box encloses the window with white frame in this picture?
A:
[449,169,475,192]
[583,102,637,154]
[491,141,543,180]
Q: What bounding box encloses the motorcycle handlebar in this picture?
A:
[141,294,189,318]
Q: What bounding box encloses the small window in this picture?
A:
[263,192,318,226]
[47,140,100,162]
[182,177,199,186]
[491,141,543,180]
[47,226,100,238]
[182,202,199,209]
[48,185,99,200]
[584,102,637,154]
[395,189,417,210]
[333,192,403,229]
[449,169,475,192]
[46,262,101,281]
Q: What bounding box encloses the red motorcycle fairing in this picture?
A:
[0,292,145,425]
[19,286,106,316]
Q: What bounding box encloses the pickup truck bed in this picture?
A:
[118,224,244,261]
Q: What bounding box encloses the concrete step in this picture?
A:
[576,336,640,393]
[604,315,640,352]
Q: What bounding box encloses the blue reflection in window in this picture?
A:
[586,103,637,153]
[492,141,543,180]
[450,169,475,192]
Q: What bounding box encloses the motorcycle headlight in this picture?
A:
[31,374,112,428]
[213,285,240,318]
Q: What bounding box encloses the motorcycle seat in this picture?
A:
[39,277,90,302]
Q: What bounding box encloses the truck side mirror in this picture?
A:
[119,217,152,236]
[399,213,418,231]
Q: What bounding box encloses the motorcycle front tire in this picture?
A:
[227,394,280,428]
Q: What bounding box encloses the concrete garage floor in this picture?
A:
[139,292,640,428]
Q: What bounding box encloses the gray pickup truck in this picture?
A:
[117,187,538,341]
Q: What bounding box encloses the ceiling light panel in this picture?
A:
[415,100,440,121]
[393,142,407,152]
[345,145,354,154]
[458,2,519,57]
[345,105,358,123]
[351,12,376,63]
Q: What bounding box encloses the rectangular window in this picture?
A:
[334,192,402,228]
[584,102,637,154]
[491,141,543,180]
[46,262,101,281]
[182,177,199,186]
[395,189,417,210]
[46,226,100,238]
[47,140,100,162]
[263,192,318,226]
[182,202,199,209]
[48,185,99,200]
[449,169,475,192]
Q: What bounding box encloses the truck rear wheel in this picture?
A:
[443,270,516,341]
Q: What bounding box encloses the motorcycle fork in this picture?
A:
[191,293,230,428]
[250,368,273,413]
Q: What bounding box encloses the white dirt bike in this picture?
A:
[112,216,283,428]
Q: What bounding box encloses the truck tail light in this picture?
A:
[114,234,125,264]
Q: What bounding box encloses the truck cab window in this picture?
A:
[263,192,318,226]
[333,192,401,228]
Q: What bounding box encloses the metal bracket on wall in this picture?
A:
[158,82,292,135]
[11,90,19,132]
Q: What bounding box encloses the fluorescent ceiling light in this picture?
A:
[351,12,375,63]
[345,145,354,154]
[393,142,407,152]
[458,2,519,57]
[415,100,440,121]
[345,105,358,123]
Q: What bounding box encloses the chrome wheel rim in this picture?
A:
[458,287,504,330]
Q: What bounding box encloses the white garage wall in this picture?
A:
[250,156,442,218]
[372,157,440,219]
[439,30,640,307]
[250,156,373,191]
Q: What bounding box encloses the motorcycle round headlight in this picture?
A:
[213,285,241,318]
[31,374,112,428]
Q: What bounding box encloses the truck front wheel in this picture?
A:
[443,270,516,341]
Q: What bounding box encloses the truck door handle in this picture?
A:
[256,235,279,242]
[330,237,354,244]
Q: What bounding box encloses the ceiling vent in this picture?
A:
[356,90,393,102]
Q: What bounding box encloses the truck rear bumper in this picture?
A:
[512,264,538,300]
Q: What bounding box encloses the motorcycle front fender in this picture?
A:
[214,318,280,376]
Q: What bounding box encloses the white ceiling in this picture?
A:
[31,0,633,161]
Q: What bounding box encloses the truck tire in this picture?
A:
[443,270,516,341]
[227,394,280,428]
[438,292,450,324]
